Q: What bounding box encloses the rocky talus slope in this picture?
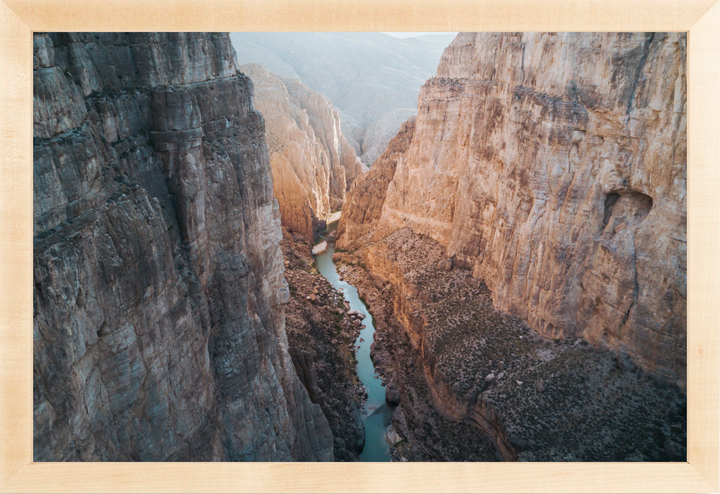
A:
[241,64,365,240]
[338,32,687,385]
[335,229,686,461]
[281,230,367,461]
[231,32,455,165]
[33,33,333,461]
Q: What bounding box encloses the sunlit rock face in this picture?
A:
[336,117,415,250]
[33,32,333,461]
[339,32,686,384]
[241,63,365,240]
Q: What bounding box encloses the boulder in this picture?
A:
[385,384,401,405]
[312,241,328,255]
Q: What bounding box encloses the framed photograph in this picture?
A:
[1,0,718,492]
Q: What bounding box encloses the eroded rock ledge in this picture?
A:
[335,229,686,461]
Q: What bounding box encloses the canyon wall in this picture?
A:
[33,33,333,461]
[241,63,364,240]
[338,32,687,384]
[336,117,415,248]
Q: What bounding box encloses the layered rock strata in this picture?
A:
[242,63,365,240]
[338,32,687,384]
[33,32,333,461]
[335,229,686,461]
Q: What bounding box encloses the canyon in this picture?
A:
[33,31,687,463]
[335,32,687,460]
[232,32,454,165]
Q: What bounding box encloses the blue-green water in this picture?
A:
[314,224,394,462]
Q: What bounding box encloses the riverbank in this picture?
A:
[333,227,687,462]
[281,229,365,461]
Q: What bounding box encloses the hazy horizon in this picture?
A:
[384,32,458,38]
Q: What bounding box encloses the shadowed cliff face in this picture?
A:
[338,32,687,385]
[33,33,333,461]
[241,63,365,240]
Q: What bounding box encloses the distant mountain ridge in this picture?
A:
[231,32,456,165]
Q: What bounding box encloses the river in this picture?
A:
[313,216,394,462]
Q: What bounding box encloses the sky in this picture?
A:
[384,32,458,38]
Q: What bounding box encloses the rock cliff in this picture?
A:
[33,33,333,461]
[241,63,364,240]
[338,33,687,384]
[336,117,415,249]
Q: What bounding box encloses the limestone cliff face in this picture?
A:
[338,33,686,383]
[241,63,364,240]
[33,33,333,461]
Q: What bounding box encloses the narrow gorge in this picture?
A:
[241,63,365,240]
[33,31,687,463]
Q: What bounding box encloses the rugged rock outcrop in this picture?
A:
[335,228,686,461]
[240,63,364,240]
[33,32,333,461]
[281,230,365,461]
[231,32,455,165]
[338,32,687,385]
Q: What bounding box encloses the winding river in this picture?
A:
[314,215,394,462]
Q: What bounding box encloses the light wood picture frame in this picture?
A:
[1,0,718,492]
